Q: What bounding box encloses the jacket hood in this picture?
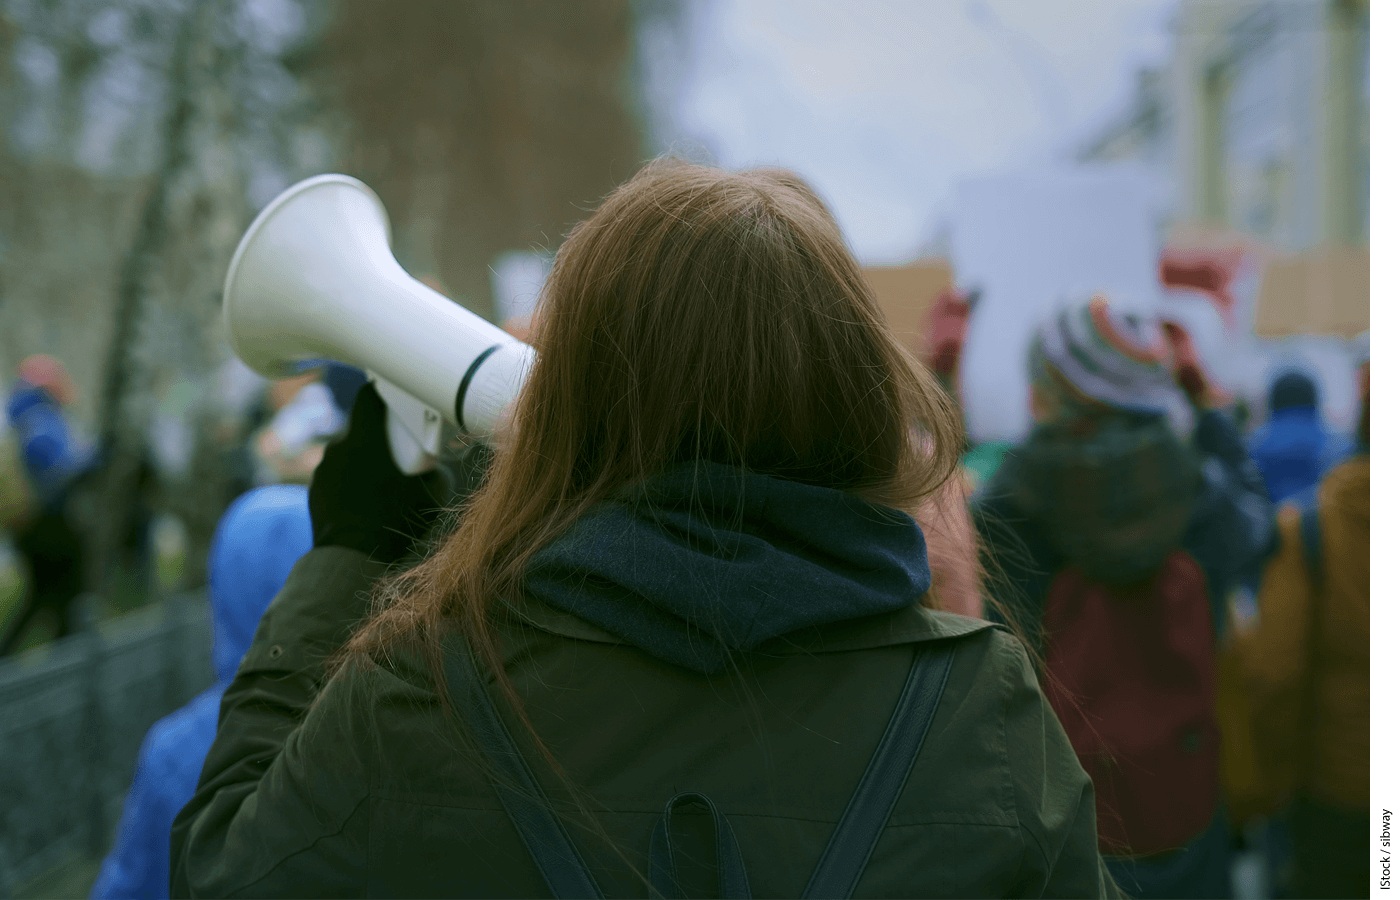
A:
[1268,372,1319,413]
[521,461,932,673]
[995,414,1198,586]
[208,485,314,680]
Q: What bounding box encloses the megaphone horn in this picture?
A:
[222,174,536,473]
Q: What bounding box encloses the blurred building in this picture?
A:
[1082,0,1368,252]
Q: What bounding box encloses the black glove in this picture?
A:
[309,384,451,564]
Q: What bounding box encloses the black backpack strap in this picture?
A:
[442,634,603,900]
[648,792,751,899]
[1299,499,1323,587]
[801,643,957,900]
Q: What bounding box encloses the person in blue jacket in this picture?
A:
[1248,370,1351,503]
[89,484,312,900]
[2,356,97,653]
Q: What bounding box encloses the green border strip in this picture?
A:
[1366,0,1388,895]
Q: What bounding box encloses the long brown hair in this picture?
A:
[340,157,965,769]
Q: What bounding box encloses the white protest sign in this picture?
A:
[951,166,1166,441]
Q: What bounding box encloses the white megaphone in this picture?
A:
[223,174,536,474]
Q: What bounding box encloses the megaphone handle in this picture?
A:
[385,410,436,475]
[368,373,443,475]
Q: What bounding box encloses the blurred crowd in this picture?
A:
[0,196,1370,900]
[0,356,364,649]
[928,254,1368,898]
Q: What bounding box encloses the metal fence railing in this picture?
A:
[0,593,214,896]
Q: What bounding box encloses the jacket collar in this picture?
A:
[502,589,998,657]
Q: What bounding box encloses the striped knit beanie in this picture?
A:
[1028,294,1184,424]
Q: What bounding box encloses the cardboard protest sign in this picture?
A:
[862,260,954,359]
[1253,246,1369,339]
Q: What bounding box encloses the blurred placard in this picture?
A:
[1253,246,1369,338]
[1163,222,1273,258]
[950,167,1165,441]
[490,251,553,323]
[863,260,954,358]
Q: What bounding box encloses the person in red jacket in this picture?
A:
[974,295,1273,899]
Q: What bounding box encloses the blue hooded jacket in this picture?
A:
[6,381,95,508]
[90,486,313,900]
[1249,374,1351,503]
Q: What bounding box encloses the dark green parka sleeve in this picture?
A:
[170,546,386,898]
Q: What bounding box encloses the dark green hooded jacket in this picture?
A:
[974,409,1275,648]
[171,463,1119,898]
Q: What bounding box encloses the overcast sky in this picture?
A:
[648,0,1180,264]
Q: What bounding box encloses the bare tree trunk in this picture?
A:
[87,3,205,598]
